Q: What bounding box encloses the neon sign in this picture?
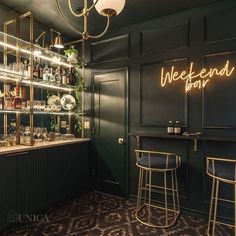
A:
[160,60,235,92]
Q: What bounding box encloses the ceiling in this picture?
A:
[0,0,224,40]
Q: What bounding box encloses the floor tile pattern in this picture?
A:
[1,191,234,236]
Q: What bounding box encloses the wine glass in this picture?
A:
[36,127,42,140]
[27,100,31,111]
[41,127,48,141]
[33,127,38,140]
[33,100,38,111]
[40,101,46,111]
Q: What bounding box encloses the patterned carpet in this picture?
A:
[1,191,234,236]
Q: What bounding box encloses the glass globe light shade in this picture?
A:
[94,0,126,16]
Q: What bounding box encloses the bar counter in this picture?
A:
[0,138,90,155]
[0,138,91,230]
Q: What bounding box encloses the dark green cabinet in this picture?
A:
[17,150,47,214]
[63,143,90,197]
[48,142,90,202]
[0,154,16,230]
[0,141,90,231]
[47,146,65,204]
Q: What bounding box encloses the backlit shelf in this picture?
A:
[34,111,75,116]
[0,109,76,116]
[0,72,76,92]
[0,109,29,114]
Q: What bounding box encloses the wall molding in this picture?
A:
[140,19,189,56]
[90,34,130,64]
[139,58,189,127]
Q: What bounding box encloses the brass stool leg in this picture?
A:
[137,168,143,210]
[164,171,168,226]
[144,170,147,204]
[212,179,219,236]
[235,183,236,236]
[148,169,152,224]
[175,169,180,213]
[171,170,176,218]
[208,177,216,236]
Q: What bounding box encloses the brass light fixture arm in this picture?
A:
[88,15,110,39]
[68,0,99,17]
[35,31,46,48]
[56,0,111,39]
[35,31,46,42]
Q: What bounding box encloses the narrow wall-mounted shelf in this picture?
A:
[129,133,236,143]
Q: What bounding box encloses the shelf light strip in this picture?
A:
[0,75,20,83]
[0,68,27,77]
[0,75,74,92]
[0,109,75,116]
[23,80,74,92]
[0,41,71,68]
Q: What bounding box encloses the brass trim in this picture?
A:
[206,156,236,235]
[135,149,181,228]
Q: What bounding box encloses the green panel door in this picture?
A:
[93,69,127,196]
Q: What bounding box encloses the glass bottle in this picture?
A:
[167,121,174,135]
[0,97,3,109]
[49,68,55,82]
[5,90,12,110]
[55,67,61,84]
[68,67,76,86]
[13,86,22,110]
[33,57,39,78]
[43,64,49,81]
[19,62,24,75]
[66,125,71,134]
[62,68,67,85]
[38,59,44,79]
[28,61,31,77]
[24,60,28,77]
[174,121,181,135]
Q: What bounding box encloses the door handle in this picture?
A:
[118,138,125,144]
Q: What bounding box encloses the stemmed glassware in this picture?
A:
[36,127,42,140]
[41,127,48,141]
[40,101,46,111]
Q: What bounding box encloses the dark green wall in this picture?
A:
[87,0,236,218]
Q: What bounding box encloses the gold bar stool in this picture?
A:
[135,149,181,228]
[206,157,236,236]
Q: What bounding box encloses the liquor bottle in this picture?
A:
[5,90,13,110]
[24,60,28,77]
[167,121,174,135]
[66,125,71,134]
[49,68,55,82]
[38,59,44,79]
[0,96,3,110]
[33,57,39,78]
[13,86,22,110]
[68,67,76,86]
[55,67,61,84]
[43,64,50,81]
[28,61,31,77]
[19,62,24,75]
[174,121,181,135]
[62,68,67,85]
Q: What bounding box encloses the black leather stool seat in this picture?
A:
[208,161,235,181]
[138,155,178,169]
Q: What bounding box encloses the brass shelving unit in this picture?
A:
[0,12,80,146]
